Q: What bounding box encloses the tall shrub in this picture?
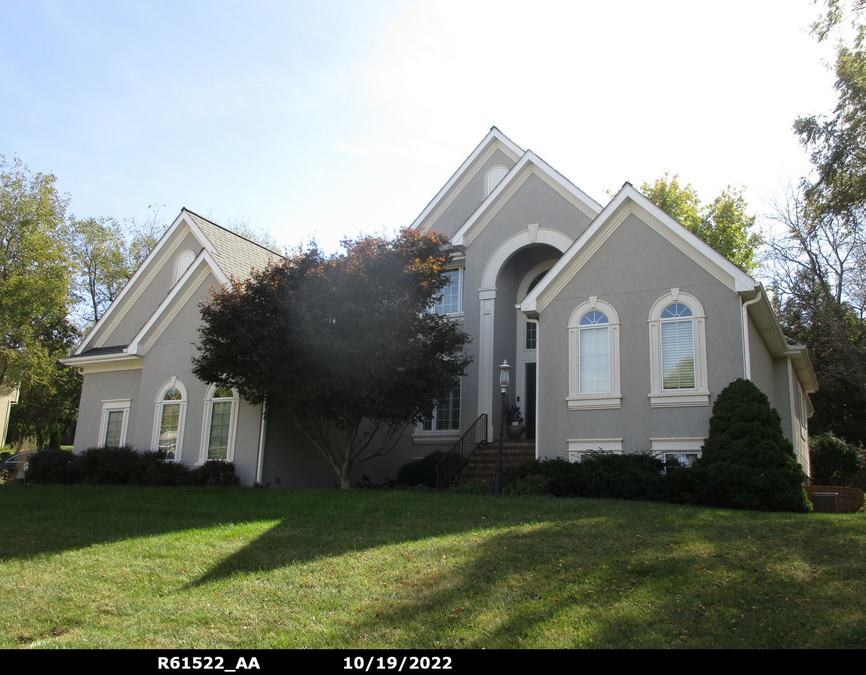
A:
[694,378,810,512]
[809,432,864,486]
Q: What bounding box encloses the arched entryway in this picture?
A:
[476,227,572,439]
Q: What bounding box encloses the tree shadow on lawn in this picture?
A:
[5,484,866,649]
[255,508,866,649]
[0,485,562,565]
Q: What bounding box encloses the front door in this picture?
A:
[525,362,537,440]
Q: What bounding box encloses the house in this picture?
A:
[62,128,818,485]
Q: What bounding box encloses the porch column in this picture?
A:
[478,288,497,439]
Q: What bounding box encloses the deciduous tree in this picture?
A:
[192,228,471,488]
[641,174,761,272]
[0,156,73,392]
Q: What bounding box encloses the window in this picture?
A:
[485,165,507,196]
[431,267,464,315]
[648,290,708,407]
[567,438,623,462]
[660,303,695,389]
[525,320,537,350]
[423,381,461,432]
[651,438,703,472]
[567,298,621,410]
[152,379,188,460]
[200,384,239,462]
[100,399,131,447]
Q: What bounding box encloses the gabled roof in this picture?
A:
[183,209,279,281]
[68,209,281,361]
[518,183,818,394]
[411,127,524,233]
[451,149,603,248]
[520,182,756,316]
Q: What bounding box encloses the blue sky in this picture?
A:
[1,0,839,251]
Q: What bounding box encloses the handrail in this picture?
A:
[435,413,488,490]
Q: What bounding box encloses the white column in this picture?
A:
[478,288,497,439]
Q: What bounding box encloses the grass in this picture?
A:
[1,484,865,649]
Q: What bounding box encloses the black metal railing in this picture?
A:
[435,413,488,490]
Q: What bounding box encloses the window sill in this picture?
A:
[649,391,709,408]
[567,395,622,410]
[412,432,461,445]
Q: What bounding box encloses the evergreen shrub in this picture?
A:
[809,432,864,486]
[26,448,75,484]
[692,378,810,512]
[397,451,446,488]
[24,446,241,487]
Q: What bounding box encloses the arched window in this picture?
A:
[485,165,508,197]
[152,379,188,460]
[200,384,239,462]
[173,250,196,285]
[567,298,621,410]
[648,290,708,407]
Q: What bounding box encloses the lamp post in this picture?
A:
[493,359,511,496]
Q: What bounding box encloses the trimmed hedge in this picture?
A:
[503,452,696,503]
[25,446,240,487]
[397,451,446,488]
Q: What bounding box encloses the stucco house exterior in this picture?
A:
[62,128,817,486]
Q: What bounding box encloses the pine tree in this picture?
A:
[694,378,811,512]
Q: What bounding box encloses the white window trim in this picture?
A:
[567,438,623,462]
[151,377,188,460]
[172,249,196,286]
[651,438,704,471]
[198,384,240,464]
[647,289,709,408]
[484,164,508,197]
[430,266,465,317]
[567,297,621,410]
[100,399,131,447]
[413,379,462,444]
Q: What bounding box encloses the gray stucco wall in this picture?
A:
[74,368,143,452]
[74,272,264,485]
[88,230,202,348]
[536,212,745,458]
[428,148,517,239]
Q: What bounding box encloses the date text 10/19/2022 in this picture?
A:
[344,657,453,671]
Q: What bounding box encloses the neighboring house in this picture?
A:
[62,128,818,486]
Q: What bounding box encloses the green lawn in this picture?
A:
[1,484,864,649]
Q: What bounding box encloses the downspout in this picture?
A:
[741,290,762,380]
[255,398,268,485]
